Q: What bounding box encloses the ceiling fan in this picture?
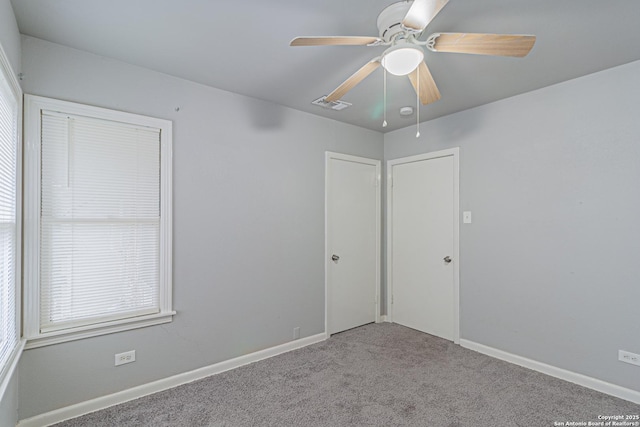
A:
[290,0,536,107]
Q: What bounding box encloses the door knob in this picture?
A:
[443,256,452,263]
[331,254,340,261]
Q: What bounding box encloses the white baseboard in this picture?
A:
[380,315,389,322]
[18,332,327,427]
[460,339,640,404]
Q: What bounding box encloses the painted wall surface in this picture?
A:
[384,60,640,392]
[0,0,20,74]
[0,1,20,426]
[17,36,383,419]
[0,373,18,427]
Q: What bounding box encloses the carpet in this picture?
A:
[54,323,639,426]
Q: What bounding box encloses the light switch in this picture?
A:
[463,211,472,224]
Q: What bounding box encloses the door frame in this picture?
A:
[325,151,382,335]
[386,148,460,343]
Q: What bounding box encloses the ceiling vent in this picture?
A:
[312,96,352,111]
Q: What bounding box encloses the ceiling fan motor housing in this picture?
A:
[377,1,414,42]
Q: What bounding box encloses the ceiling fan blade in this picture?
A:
[408,61,441,105]
[290,36,382,46]
[326,60,381,102]
[402,0,449,32]
[429,33,536,57]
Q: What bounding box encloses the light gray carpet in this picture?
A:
[54,323,639,426]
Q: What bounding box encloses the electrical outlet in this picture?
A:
[293,327,301,340]
[115,350,136,366]
[618,350,640,366]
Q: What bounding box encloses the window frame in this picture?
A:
[0,44,23,396]
[23,95,174,349]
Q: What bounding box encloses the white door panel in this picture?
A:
[327,154,380,335]
[390,151,458,341]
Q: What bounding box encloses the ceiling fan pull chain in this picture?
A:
[382,67,388,128]
[416,65,420,138]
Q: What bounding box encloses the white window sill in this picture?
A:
[25,311,176,349]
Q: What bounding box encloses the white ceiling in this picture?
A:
[11,0,640,132]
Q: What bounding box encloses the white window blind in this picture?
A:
[0,66,18,372]
[40,111,162,332]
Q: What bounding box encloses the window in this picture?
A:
[0,47,21,386]
[24,96,173,348]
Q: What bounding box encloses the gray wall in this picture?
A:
[0,0,20,75]
[18,36,383,420]
[0,0,20,426]
[384,60,640,392]
[0,373,18,427]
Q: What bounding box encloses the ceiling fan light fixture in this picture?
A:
[381,44,424,76]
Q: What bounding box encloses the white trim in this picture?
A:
[0,41,21,100]
[159,124,173,316]
[325,152,382,336]
[25,95,172,129]
[0,38,23,399]
[386,148,461,344]
[460,339,640,404]
[0,339,25,402]
[17,332,328,427]
[22,94,42,341]
[22,94,174,346]
[25,312,176,349]
[380,315,389,322]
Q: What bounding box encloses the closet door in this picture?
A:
[388,149,459,341]
[326,152,380,335]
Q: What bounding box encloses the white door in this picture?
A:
[326,152,380,335]
[388,149,459,342]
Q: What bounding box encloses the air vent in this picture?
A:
[312,97,352,111]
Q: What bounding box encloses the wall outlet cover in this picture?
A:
[618,349,640,366]
[115,350,136,366]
